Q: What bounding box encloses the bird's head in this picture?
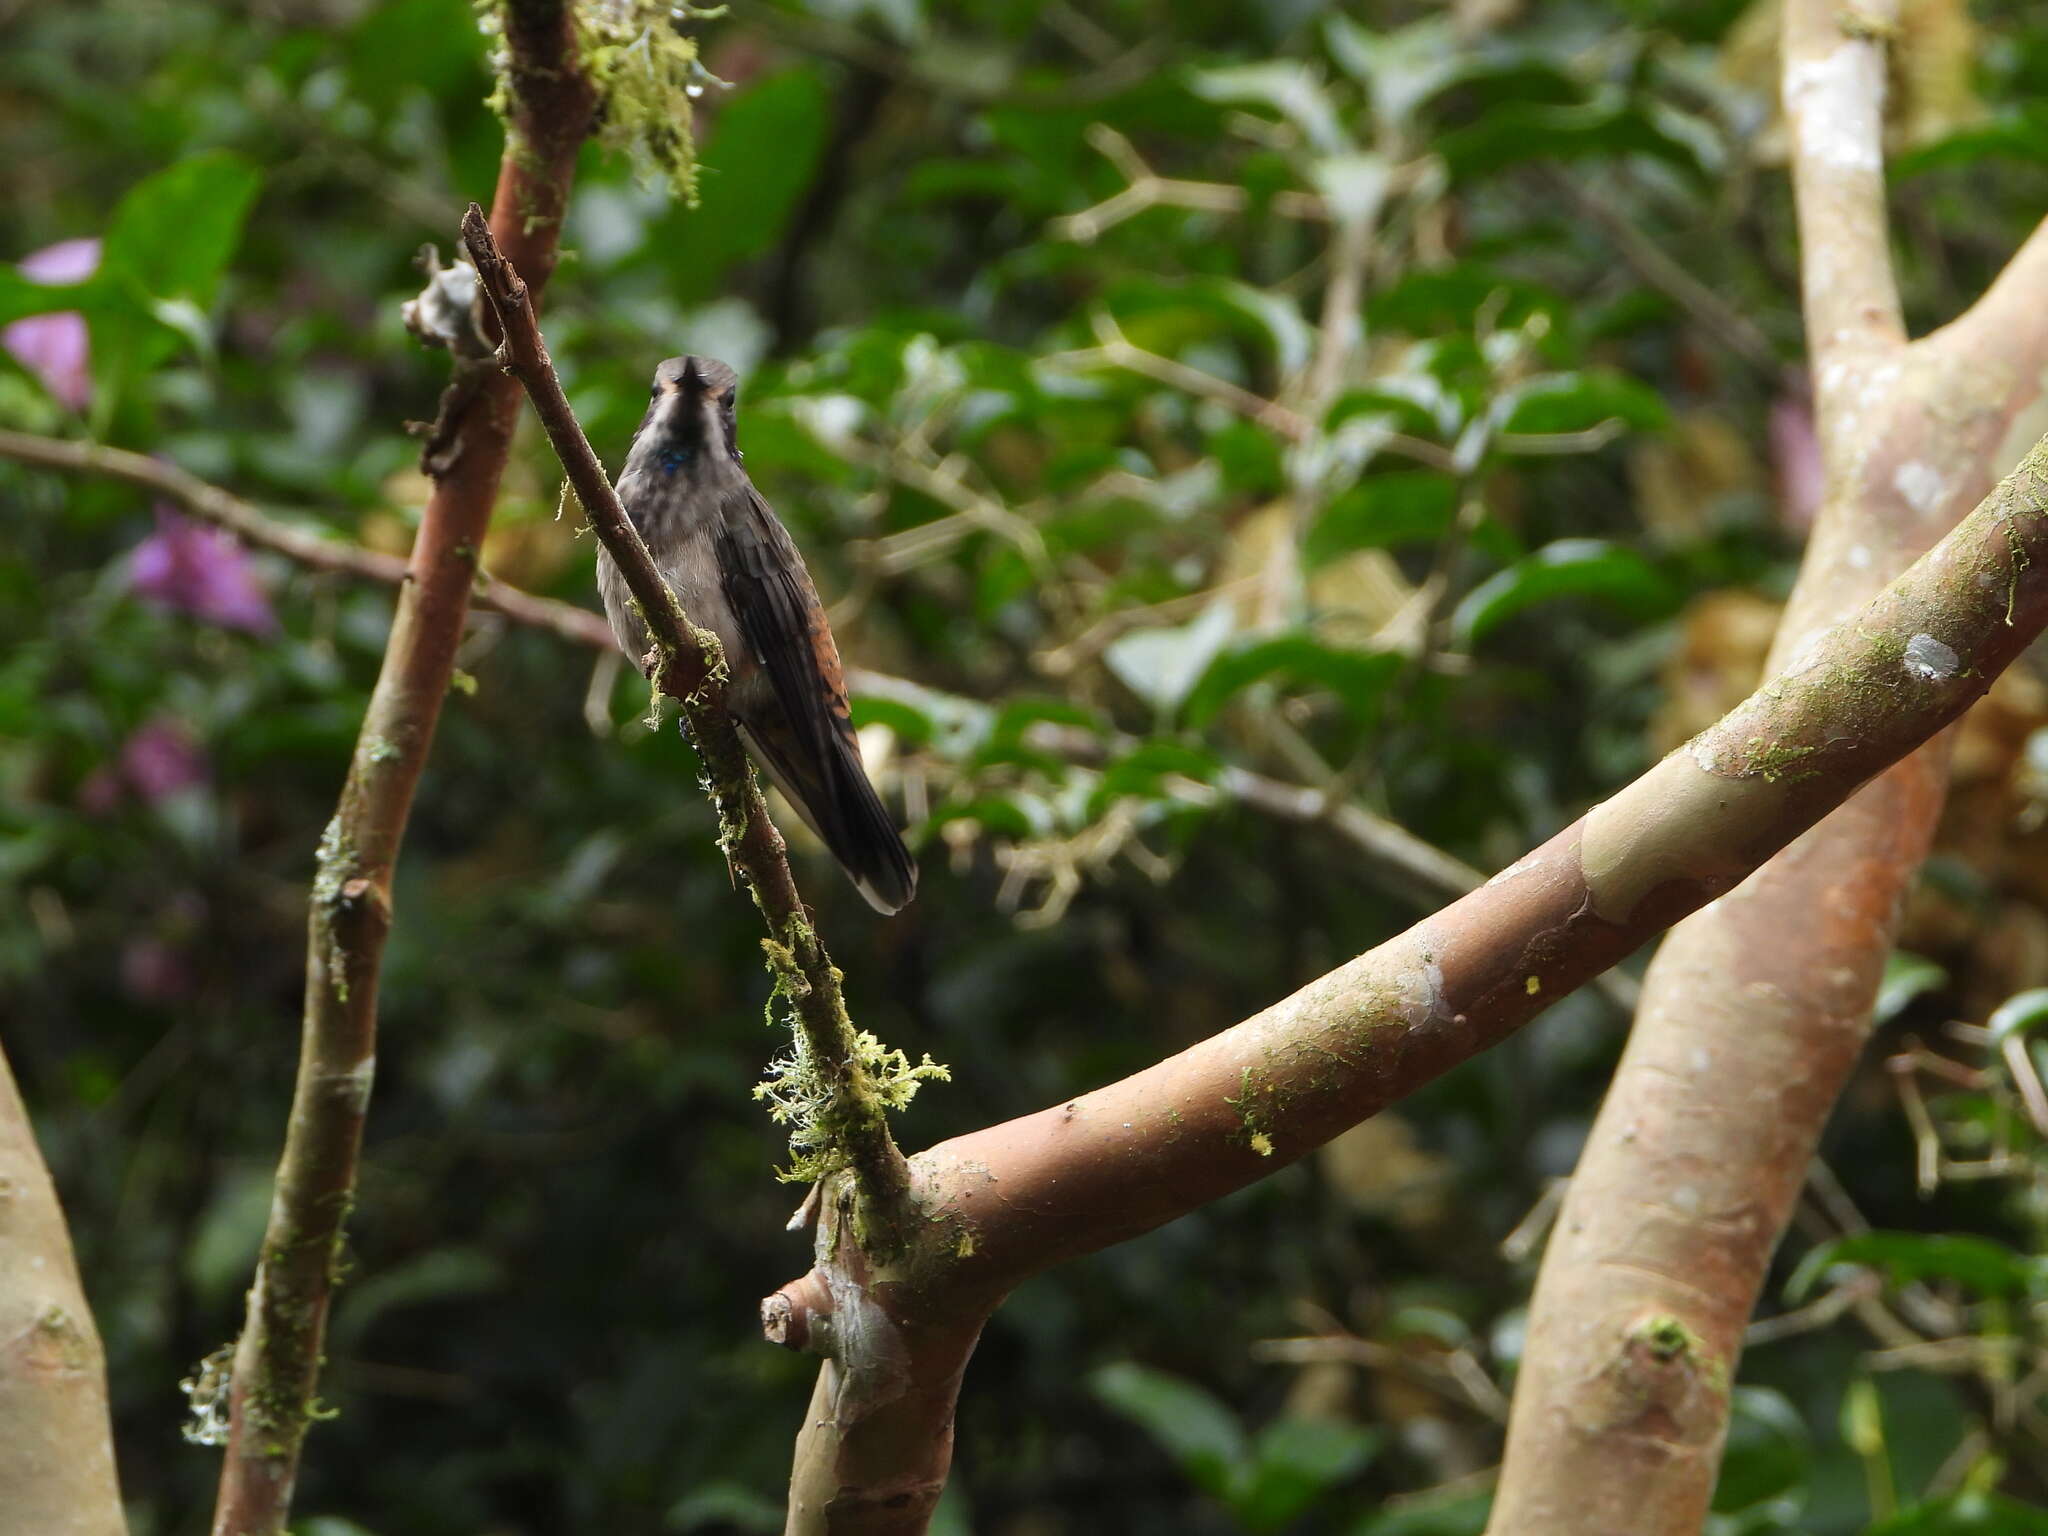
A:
[638,355,741,476]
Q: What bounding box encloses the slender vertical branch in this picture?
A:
[0,1048,125,1535]
[457,205,913,1222]
[0,428,616,649]
[1491,2,2048,1530]
[209,6,597,1533]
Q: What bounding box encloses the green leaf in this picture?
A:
[1787,1231,2048,1302]
[1188,62,1351,154]
[666,1482,784,1533]
[0,266,92,329]
[1323,15,1463,132]
[1714,1387,1810,1515]
[1090,1361,1245,1497]
[987,696,1108,750]
[1184,636,1400,728]
[1329,376,1462,440]
[1875,951,1948,1025]
[98,150,261,313]
[1987,987,2048,1043]
[1865,1491,2048,1534]
[1088,741,1221,815]
[330,1247,505,1352]
[182,1163,277,1302]
[1496,370,1669,438]
[1236,1417,1380,1533]
[1307,472,1460,565]
[1366,267,1571,353]
[848,695,937,748]
[924,794,1046,840]
[88,151,261,418]
[1105,276,1315,376]
[646,68,830,303]
[1104,600,1237,713]
[1437,90,1717,182]
[1348,1487,1492,1535]
[1453,540,1676,644]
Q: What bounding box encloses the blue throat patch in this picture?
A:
[656,444,696,474]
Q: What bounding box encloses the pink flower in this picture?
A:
[2,237,99,410]
[130,505,278,634]
[80,717,209,813]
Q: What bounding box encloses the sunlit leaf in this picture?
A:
[1436,89,1716,182]
[1309,152,1390,229]
[1104,600,1237,713]
[1496,370,1670,437]
[1188,61,1351,154]
[1184,635,1400,727]
[848,696,937,748]
[1088,741,1222,816]
[1453,540,1676,644]
[1987,987,2048,1042]
[1875,951,1948,1025]
[1787,1231,2048,1302]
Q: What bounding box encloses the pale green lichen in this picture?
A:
[1224,1065,1274,1149]
[312,813,356,1002]
[753,1014,950,1183]
[477,0,724,202]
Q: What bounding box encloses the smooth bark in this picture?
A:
[769,430,2048,1531]
[1490,0,2048,1525]
[0,1050,124,1535]
[209,5,597,1531]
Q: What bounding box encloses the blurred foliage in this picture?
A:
[9,0,2048,1532]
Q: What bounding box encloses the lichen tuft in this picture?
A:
[476,0,725,202]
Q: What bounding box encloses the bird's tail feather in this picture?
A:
[735,721,918,915]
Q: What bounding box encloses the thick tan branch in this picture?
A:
[777,433,2048,1531]
[1491,8,2048,1522]
[209,5,598,1532]
[1784,0,1905,420]
[0,1048,124,1534]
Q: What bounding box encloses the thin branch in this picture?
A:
[210,3,598,1530]
[1043,311,1457,470]
[1052,123,1327,243]
[458,203,914,1219]
[4,428,1541,936]
[0,428,615,650]
[1538,165,1780,376]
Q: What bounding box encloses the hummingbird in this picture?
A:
[599,355,918,914]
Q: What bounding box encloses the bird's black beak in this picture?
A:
[679,357,705,396]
